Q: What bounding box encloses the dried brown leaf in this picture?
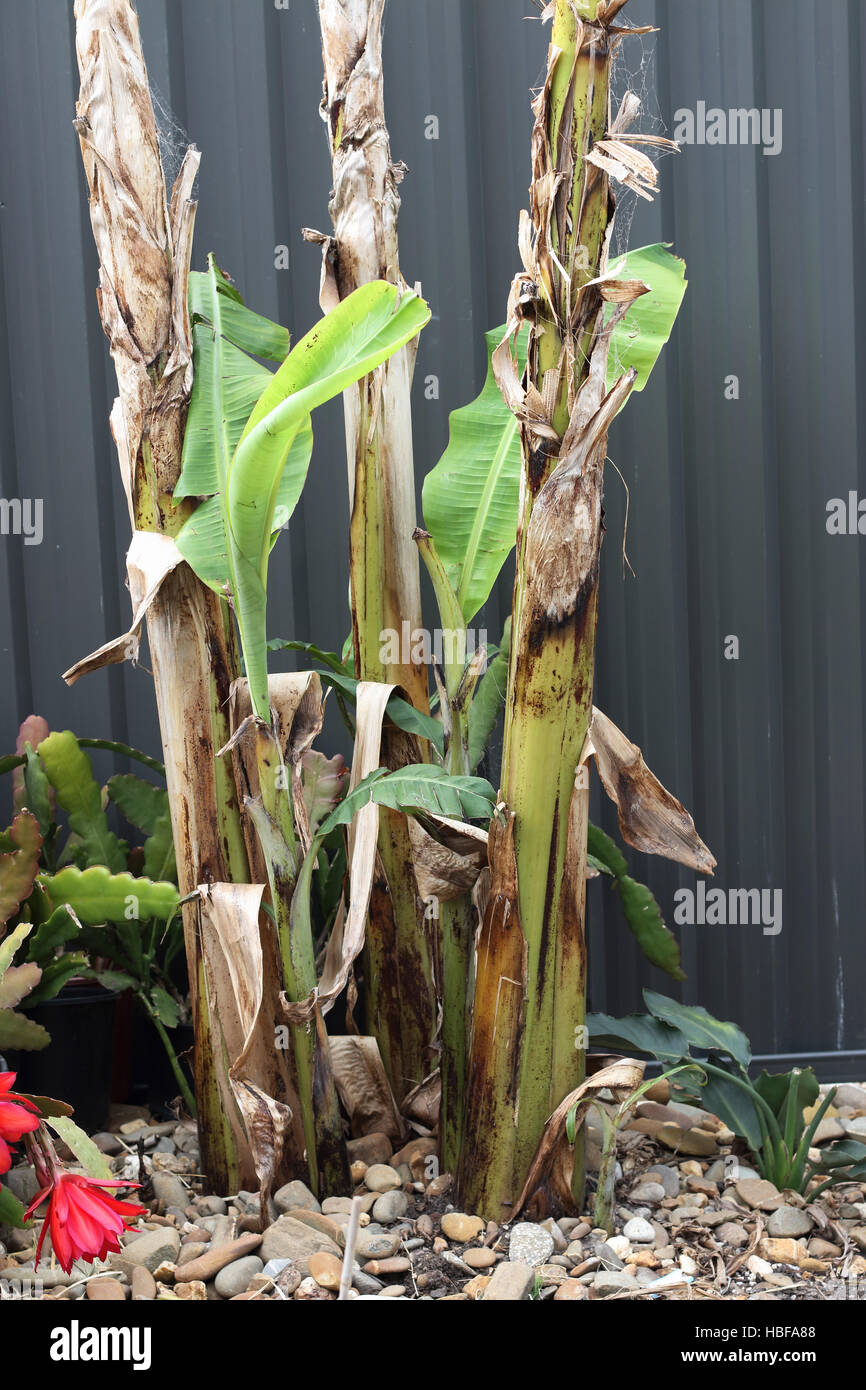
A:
[587,707,716,874]
[63,532,184,684]
[282,682,396,1024]
[401,1071,441,1131]
[408,815,488,903]
[197,883,302,1206]
[513,1057,645,1219]
[329,1035,404,1141]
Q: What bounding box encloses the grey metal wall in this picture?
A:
[0,0,864,1071]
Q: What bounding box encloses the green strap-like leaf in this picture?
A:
[39,866,179,926]
[423,327,528,624]
[37,732,127,874]
[76,740,165,778]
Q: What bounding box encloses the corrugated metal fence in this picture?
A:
[1,0,864,1071]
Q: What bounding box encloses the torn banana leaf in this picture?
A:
[605,243,687,394]
[513,1058,645,1219]
[587,708,716,875]
[423,327,528,623]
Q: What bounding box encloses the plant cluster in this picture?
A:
[590,993,866,1196]
[45,0,721,1225]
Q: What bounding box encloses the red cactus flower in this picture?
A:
[24,1171,147,1273]
[0,1073,39,1174]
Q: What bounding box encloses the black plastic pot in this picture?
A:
[6,983,119,1134]
[130,1004,194,1116]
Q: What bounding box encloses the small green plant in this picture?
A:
[572,1064,703,1234]
[589,991,866,1196]
[2,720,187,1103]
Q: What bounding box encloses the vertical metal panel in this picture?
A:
[0,0,863,1068]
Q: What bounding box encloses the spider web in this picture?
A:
[606,18,677,384]
[149,80,196,196]
[607,17,670,259]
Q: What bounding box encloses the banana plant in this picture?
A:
[416,233,687,1184]
[449,0,703,1219]
[175,261,430,1192]
[73,0,252,1192]
[317,0,438,1109]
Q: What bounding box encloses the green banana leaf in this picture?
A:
[419,245,685,629]
[179,270,431,719]
[319,765,497,838]
[175,255,314,592]
[267,642,443,751]
[290,765,497,970]
[605,243,687,394]
[422,327,528,623]
[468,618,511,772]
